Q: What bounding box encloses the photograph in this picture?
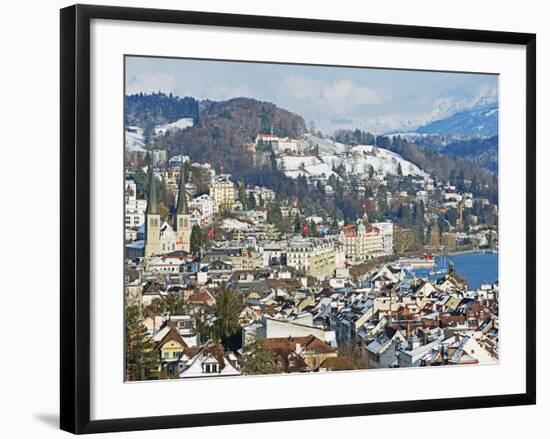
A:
[124,56,500,381]
[0,0,542,436]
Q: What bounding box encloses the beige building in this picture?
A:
[210,175,235,211]
[286,237,340,280]
[143,168,187,257]
[228,248,264,270]
[339,217,384,263]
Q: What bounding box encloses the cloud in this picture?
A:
[280,75,382,115]
[126,71,177,95]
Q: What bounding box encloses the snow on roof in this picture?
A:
[126,240,145,249]
[151,325,171,342]
[220,218,253,231]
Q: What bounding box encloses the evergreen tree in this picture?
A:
[445,207,459,226]
[213,289,242,341]
[397,203,413,227]
[414,202,425,225]
[238,180,248,209]
[182,160,192,183]
[190,225,203,253]
[368,165,375,178]
[125,302,160,381]
[377,186,388,215]
[267,205,283,226]
[294,213,302,233]
[270,151,277,171]
[240,339,279,375]
[247,192,257,209]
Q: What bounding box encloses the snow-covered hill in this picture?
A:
[125,126,146,153]
[154,117,194,135]
[279,135,429,180]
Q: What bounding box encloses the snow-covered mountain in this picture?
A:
[313,88,498,136]
[414,103,498,137]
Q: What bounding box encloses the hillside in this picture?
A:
[153,97,306,173]
[125,93,199,135]
[412,135,498,174]
[333,129,498,203]
[296,134,429,180]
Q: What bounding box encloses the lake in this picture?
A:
[442,252,498,290]
[408,252,498,290]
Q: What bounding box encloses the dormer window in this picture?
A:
[203,363,218,373]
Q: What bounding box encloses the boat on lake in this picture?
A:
[397,253,436,269]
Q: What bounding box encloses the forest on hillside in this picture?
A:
[152,97,306,173]
[125,92,199,137]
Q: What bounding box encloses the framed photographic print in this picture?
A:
[60,4,536,434]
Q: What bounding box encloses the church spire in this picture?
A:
[146,167,159,215]
[176,161,188,215]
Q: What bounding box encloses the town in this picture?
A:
[124,125,499,381]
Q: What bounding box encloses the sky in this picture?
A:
[125,56,498,133]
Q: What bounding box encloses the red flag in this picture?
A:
[208,227,214,239]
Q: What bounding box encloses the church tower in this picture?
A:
[144,170,161,257]
[175,162,191,253]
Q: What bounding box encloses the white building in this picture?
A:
[150,149,167,168]
[253,186,276,203]
[147,253,192,274]
[371,222,394,256]
[178,343,241,378]
[255,133,280,144]
[189,193,218,226]
[125,179,147,240]
[168,155,190,168]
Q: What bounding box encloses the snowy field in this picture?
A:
[154,117,194,135]
[279,135,429,180]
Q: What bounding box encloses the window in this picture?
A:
[204,363,218,373]
[163,352,170,359]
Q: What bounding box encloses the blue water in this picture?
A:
[409,252,498,290]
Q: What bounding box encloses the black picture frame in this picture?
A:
[60,4,536,434]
